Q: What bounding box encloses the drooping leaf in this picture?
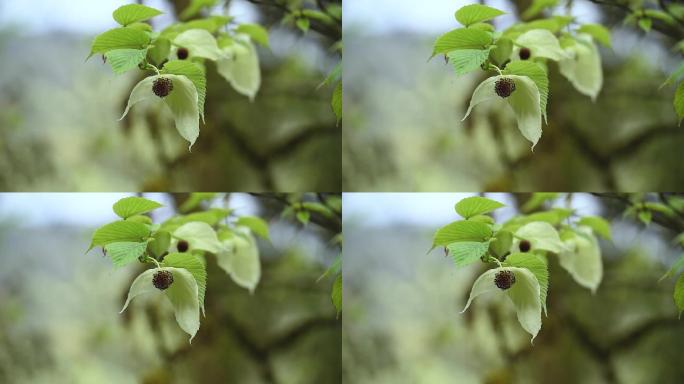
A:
[489,37,513,66]
[660,254,684,282]
[514,221,564,253]
[113,196,163,219]
[147,37,171,66]
[217,37,261,100]
[89,27,151,58]
[462,267,542,342]
[433,220,493,248]
[447,48,491,76]
[104,241,148,267]
[120,74,200,150]
[173,29,222,61]
[162,252,207,315]
[455,4,505,27]
[236,216,270,240]
[174,222,222,253]
[515,29,566,61]
[558,228,603,292]
[113,4,162,26]
[577,23,612,47]
[104,48,148,75]
[463,75,542,150]
[216,229,261,292]
[148,231,171,258]
[521,0,558,20]
[447,241,490,267]
[489,230,513,258]
[504,60,549,123]
[432,28,492,57]
[559,34,603,101]
[179,0,218,20]
[236,23,270,47]
[90,221,151,251]
[455,196,505,219]
[577,216,612,240]
[161,60,207,122]
[120,267,200,342]
[505,252,549,314]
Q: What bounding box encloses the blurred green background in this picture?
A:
[0,0,341,191]
[0,193,341,383]
[342,0,684,191]
[343,193,684,384]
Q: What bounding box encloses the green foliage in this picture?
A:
[236,216,270,240]
[432,28,492,57]
[447,48,491,77]
[332,274,342,316]
[105,241,148,267]
[89,27,150,57]
[577,216,612,240]
[90,220,150,251]
[455,196,505,219]
[163,252,208,315]
[505,252,549,314]
[674,81,684,124]
[104,48,148,75]
[447,241,490,267]
[675,273,684,317]
[522,0,558,20]
[504,61,549,122]
[113,4,162,27]
[454,4,505,27]
[162,60,208,122]
[236,23,270,47]
[113,196,163,219]
[433,220,493,248]
[577,23,612,47]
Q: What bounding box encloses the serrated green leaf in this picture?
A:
[120,74,200,150]
[447,241,490,267]
[113,4,162,26]
[162,60,207,122]
[89,27,150,58]
[217,37,261,100]
[121,267,200,342]
[463,75,542,150]
[113,196,163,219]
[90,221,150,251]
[455,196,505,219]
[332,274,342,316]
[162,252,207,315]
[174,222,222,253]
[455,4,505,27]
[505,252,549,314]
[469,215,495,225]
[504,60,549,123]
[236,216,270,240]
[577,216,611,240]
[104,48,148,75]
[462,267,541,342]
[447,48,491,76]
[577,23,611,47]
[127,215,153,225]
[432,28,492,57]
[236,23,270,47]
[105,241,148,267]
[433,220,493,248]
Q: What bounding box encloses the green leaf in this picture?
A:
[236,216,270,240]
[515,29,566,61]
[174,222,222,253]
[521,193,558,212]
[638,17,652,33]
[179,0,218,20]
[162,252,207,315]
[514,222,564,253]
[148,37,171,67]
[447,241,490,267]
[332,274,342,316]
[462,267,541,342]
[559,34,603,101]
[660,62,684,90]
[660,254,684,282]
[447,48,491,76]
[432,28,492,57]
[173,29,222,61]
[121,267,200,342]
[455,196,505,219]
[455,4,505,27]
[180,193,216,212]
[332,81,343,124]
[433,220,493,248]
[216,230,260,292]
[674,81,684,124]
[89,27,150,58]
[489,37,513,66]
[469,215,495,225]
[296,210,311,225]
[504,60,549,123]
[148,231,171,258]
[104,241,148,267]
[558,228,603,292]
[521,0,558,20]
[296,17,310,33]
[217,38,261,100]
[318,255,342,282]
[674,273,684,317]
[90,221,150,251]
[638,210,652,225]
[463,75,542,150]
[127,215,153,225]
[577,23,611,47]
[236,23,270,47]
[120,74,200,150]
[113,196,163,219]
[113,4,162,26]
[489,230,513,258]
[577,216,612,240]
[161,60,207,123]
[505,252,549,314]
[104,48,148,75]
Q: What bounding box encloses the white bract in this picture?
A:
[217,227,261,292]
[512,221,565,253]
[558,227,603,292]
[120,267,200,342]
[217,35,261,100]
[172,29,223,61]
[173,221,222,253]
[559,34,603,101]
[462,267,542,342]
[513,29,567,61]
[120,74,200,149]
[463,75,542,150]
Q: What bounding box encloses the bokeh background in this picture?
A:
[343,193,684,384]
[342,0,684,191]
[0,193,341,383]
[0,0,341,191]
